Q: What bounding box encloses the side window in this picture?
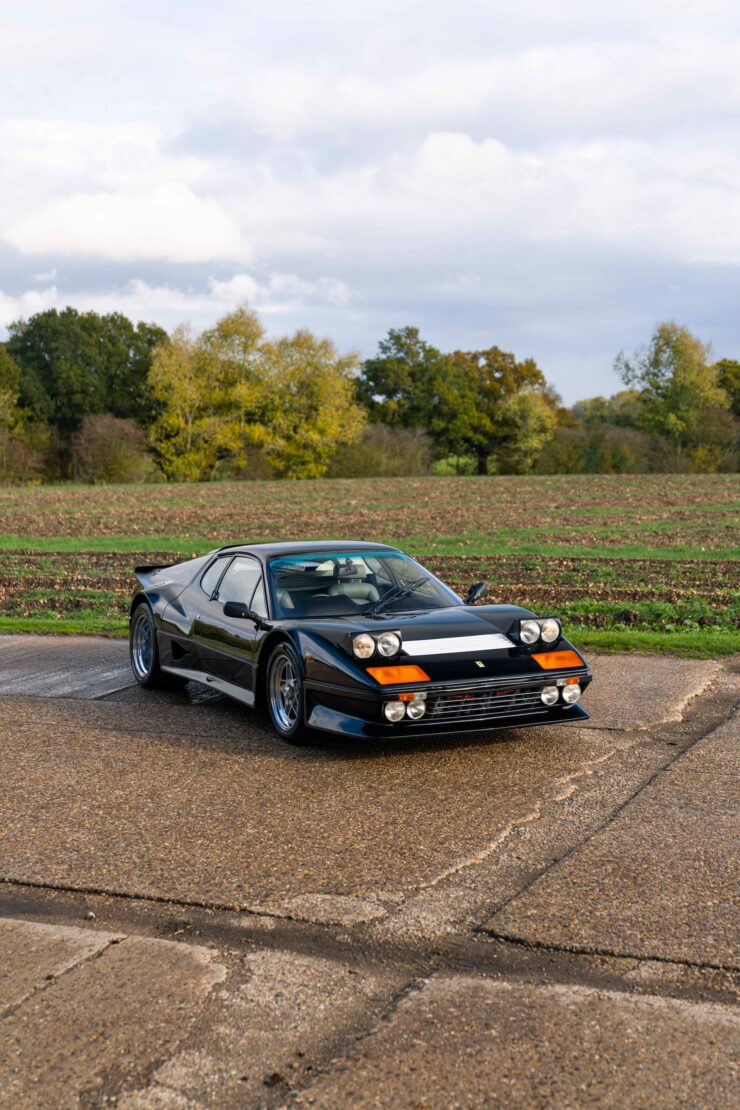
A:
[201,557,229,597]
[217,557,263,607]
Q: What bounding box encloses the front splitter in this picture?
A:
[307,702,589,738]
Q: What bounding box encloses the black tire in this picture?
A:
[129,603,164,688]
[266,642,317,745]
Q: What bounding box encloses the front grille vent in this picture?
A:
[426,685,547,723]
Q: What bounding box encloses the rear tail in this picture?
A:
[134,564,173,588]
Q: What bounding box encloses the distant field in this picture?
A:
[0,475,737,656]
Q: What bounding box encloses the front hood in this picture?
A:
[296,604,585,684]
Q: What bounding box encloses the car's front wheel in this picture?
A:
[266,642,316,745]
[129,603,163,688]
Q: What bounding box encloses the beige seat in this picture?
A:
[328,581,380,604]
[276,588,294,610]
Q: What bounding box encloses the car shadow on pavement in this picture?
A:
[104,678,547,762]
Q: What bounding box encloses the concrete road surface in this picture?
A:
[0,635,737,1108]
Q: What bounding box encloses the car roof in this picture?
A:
[215,540,401,561]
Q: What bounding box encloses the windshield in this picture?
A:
[268,551,461,620]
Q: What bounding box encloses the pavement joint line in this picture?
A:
[464,698,740,937]
[0,929,125,1022]
[293,971,431,1096]
[2,886,737,1004]
[0,875,263,917]
[477,929,740,976]
[0,873,407,933]
[3,919,738,1042]
[249,971,740,1108]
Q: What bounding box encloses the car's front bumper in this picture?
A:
[305,667,592,738]
[307,701,589,738]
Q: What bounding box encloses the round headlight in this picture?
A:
[540,618,560,644]
[383,700,406,722]
[406,698,426,720]
[520,619,541,645]
[540,685,559,706]
[562,683,581,704]
[377,631,401,657]
[352,633,376,659]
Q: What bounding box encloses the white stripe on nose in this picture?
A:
[402,633,514,656]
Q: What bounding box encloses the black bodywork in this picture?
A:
[130,540,592,738]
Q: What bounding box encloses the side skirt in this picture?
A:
[160,665,256,708]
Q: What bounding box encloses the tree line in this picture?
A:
[0,305,737,483]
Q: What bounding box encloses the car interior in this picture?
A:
[269,553,454,619]
[273,558,381,617]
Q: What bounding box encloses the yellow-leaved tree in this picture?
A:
[148,308,364,480]
[255,330,365,478]
[148,325,224,481]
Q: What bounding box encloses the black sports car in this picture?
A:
[129,540,591,744]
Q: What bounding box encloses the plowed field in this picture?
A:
[1,475,737,655]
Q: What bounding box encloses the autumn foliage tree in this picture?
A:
[358,327,556,473]
[148,307,364,480]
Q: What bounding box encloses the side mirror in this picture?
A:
[224,601,258,621]
[466,581,487,605]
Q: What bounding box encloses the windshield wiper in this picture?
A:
[365,576,429,618]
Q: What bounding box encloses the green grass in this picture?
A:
[571,628,740,658]
[0,533,212,554]
[0,531,737,562]
[2,618,736,657]
[0,615,129,636]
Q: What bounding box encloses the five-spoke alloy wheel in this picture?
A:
[266,642,314,744]
[129,603,162,687]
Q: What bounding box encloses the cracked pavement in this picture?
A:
[0,638,737,1107]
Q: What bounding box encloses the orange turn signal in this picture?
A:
[367,665,430,685]
[532,650,584,670]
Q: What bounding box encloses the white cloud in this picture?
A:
[5,185,247,265]
[1,0,740,399]
[226,36,740,144]
[218,130,740,274]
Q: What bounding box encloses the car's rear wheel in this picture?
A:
[130,603,163,688]
[266,642,316,745]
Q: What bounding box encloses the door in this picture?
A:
[192,556,268,694]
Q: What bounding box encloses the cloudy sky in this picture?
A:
[2,0,739,401]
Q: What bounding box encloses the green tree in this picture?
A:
[357,327,473,458]
[615,323,728,461]
[358,328,554,471]
[0,345,21,432]
[450,346,550,473]
[572,389,641,428]
[200,306,266,458]
[715,359,740,416]
[494,389,557,474]
[0,345,44,482]
[6,309,166,452]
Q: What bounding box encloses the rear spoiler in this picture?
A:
[134,563,174,586]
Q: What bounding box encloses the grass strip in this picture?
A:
[569,627,739,658]
[1,617,736,658]
[0,533,737,561]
